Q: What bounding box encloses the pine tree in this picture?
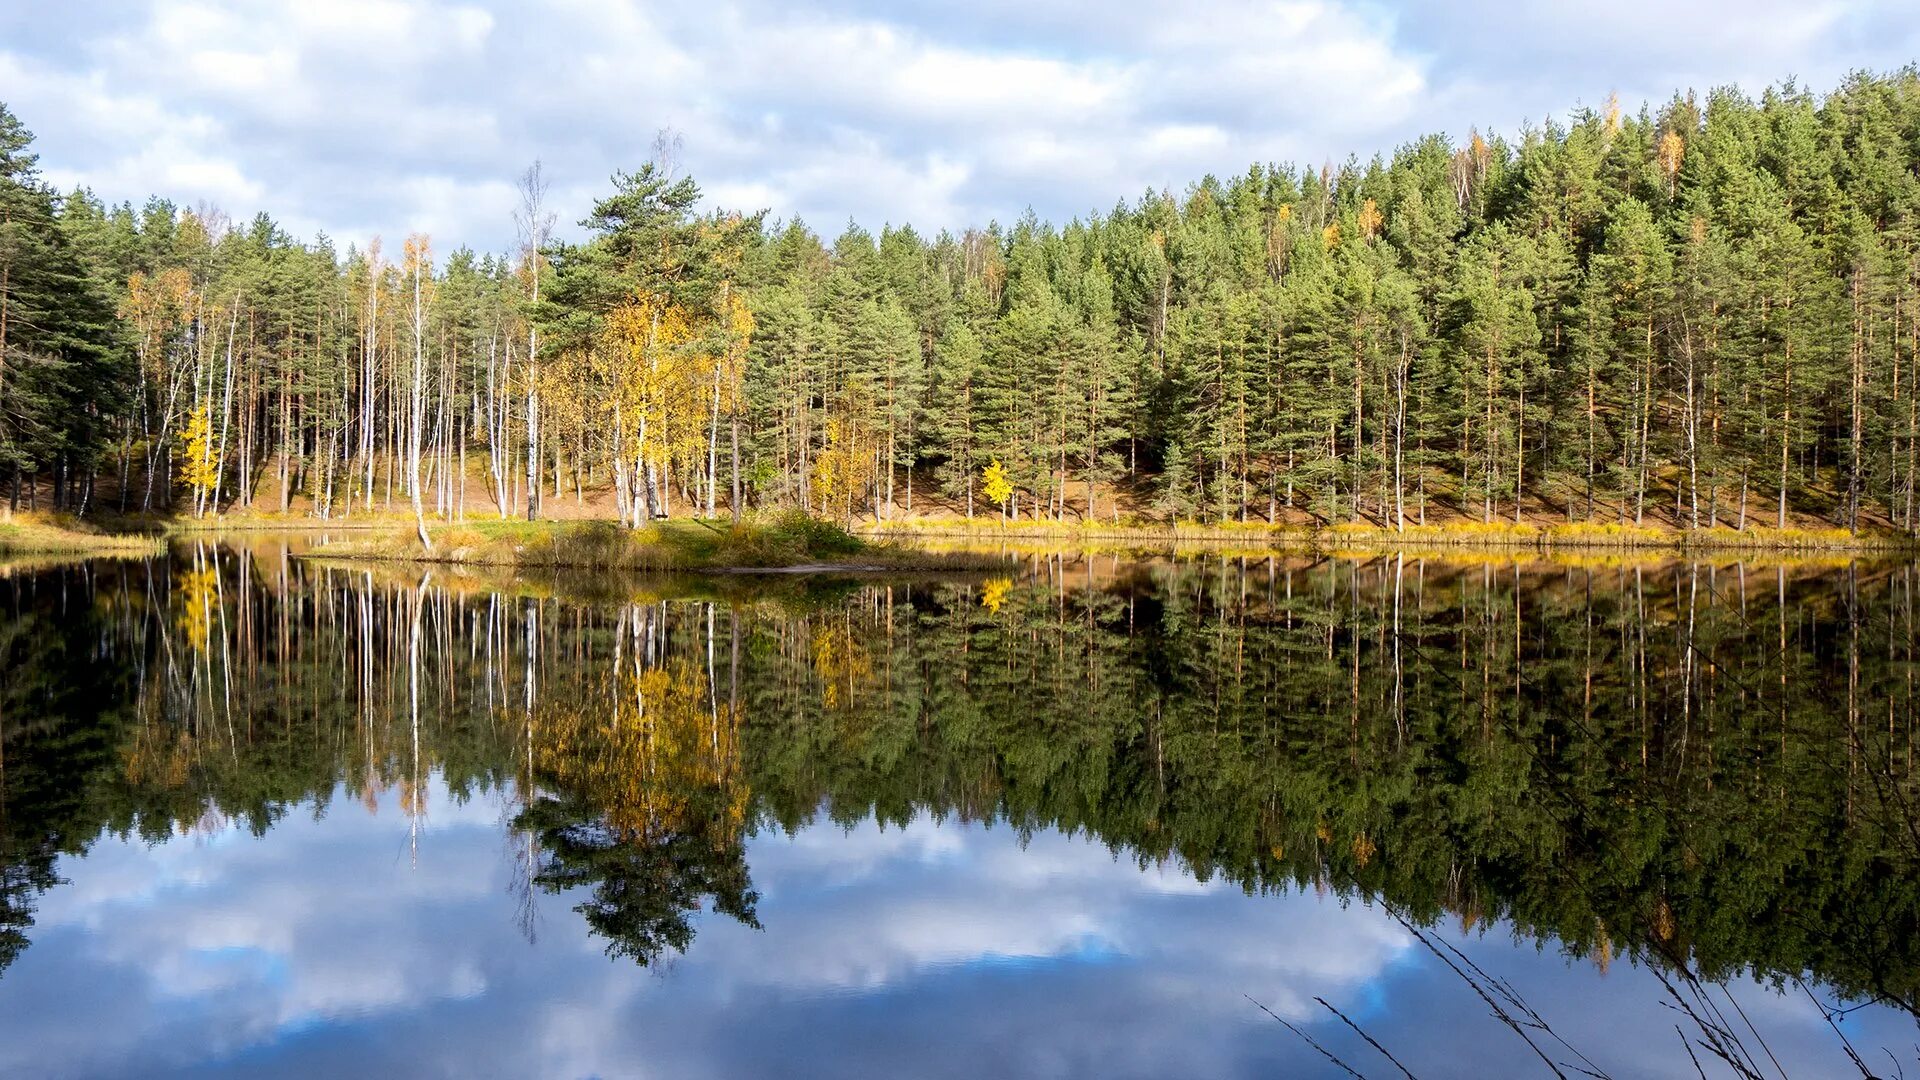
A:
[925,321,985,516]
[0,104,125,511]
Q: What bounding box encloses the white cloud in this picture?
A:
[2,0,1916,254]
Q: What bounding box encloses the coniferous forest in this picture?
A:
[10,71,1920,534]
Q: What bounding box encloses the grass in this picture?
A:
[858,513,1920,554]
[0,511,163,557]
[301,511,1012,573]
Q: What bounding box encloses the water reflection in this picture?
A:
[0,544,1917,1077]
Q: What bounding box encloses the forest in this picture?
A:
[7,69,1920,534]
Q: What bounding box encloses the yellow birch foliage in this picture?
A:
[810,415,875,521]
[532,657,748,843]
[1357,199,1383,241]
[979,577,1012,614]
[718,289,754,410]
[1658,130,1685,187]
[178,407,220,503]
[602,294,698,466]
[811,621,872,710]
[402,234,433,296]
[981,458,1013,509]
[120,269,195,351]
[174,563,217,654]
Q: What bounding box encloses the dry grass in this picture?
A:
[0,511,163,557]
[859,513,1918,554]
[301,512,1013,573]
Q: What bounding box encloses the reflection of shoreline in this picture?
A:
[858,519,1920,559]
[2,548,1918,1015]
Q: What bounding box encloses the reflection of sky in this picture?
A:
[0,777,1911,1079]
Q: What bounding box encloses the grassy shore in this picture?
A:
[160,508,409,533]
[858,515,1920,554]
[301,514,1012,573]
[16,501,1915,564]
[0,512,163,557]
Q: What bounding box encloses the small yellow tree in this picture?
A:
[1357,198,1383,241]
[178,406,220,517]
[981,458,1013,519]
[1658,129,1685,195]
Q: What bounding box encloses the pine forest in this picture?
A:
[8,72,1920,537]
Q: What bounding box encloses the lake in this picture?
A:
[1,540,1917,1078]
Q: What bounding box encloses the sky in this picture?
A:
[3,0,1919,254]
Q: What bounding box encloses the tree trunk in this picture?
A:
[730,415,742,525]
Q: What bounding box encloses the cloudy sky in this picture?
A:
[3,0,1919,253]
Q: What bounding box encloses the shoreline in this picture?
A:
[0,515,165,558]
[298,550,998,576]
[9,510,1920,563]
[856,519,1920,555]
[294,517,1013,574]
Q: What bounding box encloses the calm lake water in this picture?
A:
[2,540,1918,1078]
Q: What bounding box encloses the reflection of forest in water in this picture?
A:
[2,545,1918,1019]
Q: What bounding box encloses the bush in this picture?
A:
[763,511,864,556]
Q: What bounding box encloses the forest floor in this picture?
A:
[297,515,1012,573]
[856,468,1920,552]
[16,459,1920,556]
[0,512,164,557]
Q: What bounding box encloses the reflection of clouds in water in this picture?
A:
[718,814,1412,1013]
[0,778,1904,1079]
[760,811,971,886]
[12,781,528,1077]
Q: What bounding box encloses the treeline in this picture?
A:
[8,69,1920,531]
